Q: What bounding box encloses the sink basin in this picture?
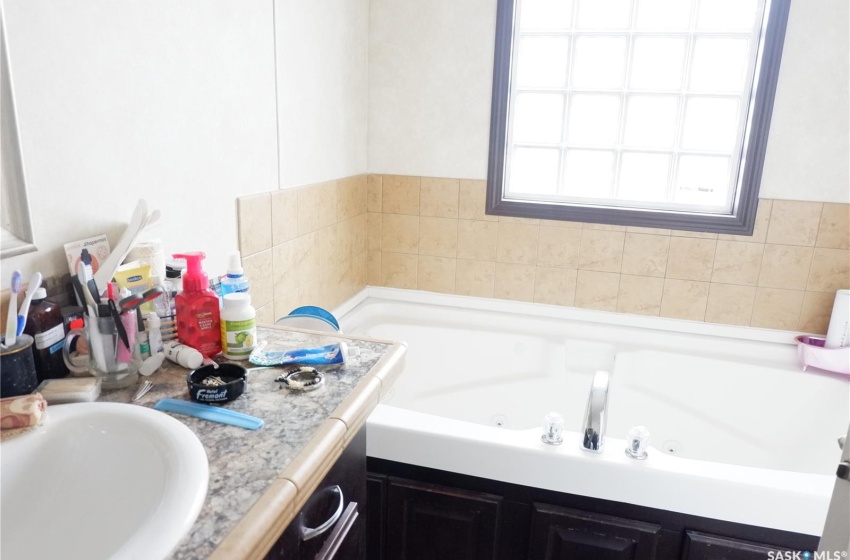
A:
[1,402,209,560]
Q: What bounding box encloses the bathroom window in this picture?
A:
[487,0,791,234]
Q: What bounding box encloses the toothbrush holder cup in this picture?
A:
[0,335,38,397]
[63,315,140,389]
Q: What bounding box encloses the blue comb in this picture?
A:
[154,398,264,430]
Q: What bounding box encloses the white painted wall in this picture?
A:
[367,0,850,203]
[276,0,369,188]
[1,0,371,281]
[368,0,497,181]
[1,0,279,278]
[760,0,850,202]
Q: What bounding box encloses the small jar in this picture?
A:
[220,293,257,360]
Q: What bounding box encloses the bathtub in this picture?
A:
[336,287,849,537]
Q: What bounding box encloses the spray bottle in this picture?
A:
[172,252,221,357]
[220,251,250,297]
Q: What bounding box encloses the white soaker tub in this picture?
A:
[337,287,849,537]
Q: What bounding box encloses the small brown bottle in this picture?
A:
[23,288,69,381]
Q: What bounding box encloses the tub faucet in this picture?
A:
[581,370,610,453]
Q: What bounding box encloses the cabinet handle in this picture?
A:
[315,502,359,560]
[301,485,345,541]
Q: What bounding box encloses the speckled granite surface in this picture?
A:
[98,326,394,560]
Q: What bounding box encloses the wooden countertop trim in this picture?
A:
[369,343,407,398]
[332,377,381,444]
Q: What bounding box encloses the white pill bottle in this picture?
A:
[220,293,257,360]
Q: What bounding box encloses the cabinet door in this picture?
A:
[529,503,663,560]
[366,474,387,560]
[681,531,795,560]
[387,478,502,560]
[268,428,366,560]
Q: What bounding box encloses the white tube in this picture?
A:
[163,341,204,369]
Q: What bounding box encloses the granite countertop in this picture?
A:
[99,325,405,560]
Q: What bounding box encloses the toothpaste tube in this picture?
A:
[249,341,358,367]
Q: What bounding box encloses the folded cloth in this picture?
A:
[0,393,47,430]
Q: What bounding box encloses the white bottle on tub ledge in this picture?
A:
[824,289,850,348]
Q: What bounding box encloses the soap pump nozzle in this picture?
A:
[172,252,209,293]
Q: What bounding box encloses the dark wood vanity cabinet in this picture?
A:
[680,531,796,560]
[385,478,503,560]
[367,459,820,560]
[528,503,664,560]
[266,428,366,560]
[368,474,532,560]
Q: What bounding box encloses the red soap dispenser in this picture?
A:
[173,252,221,357]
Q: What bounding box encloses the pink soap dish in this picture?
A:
[796,335,850,376]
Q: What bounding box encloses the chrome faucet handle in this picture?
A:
[625,425,650,460]
[541,412,564,445]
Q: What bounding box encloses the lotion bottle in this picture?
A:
[173,252,221,357]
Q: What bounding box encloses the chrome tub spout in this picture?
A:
[581,370,610,453]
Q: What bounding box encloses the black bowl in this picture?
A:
[187,363,247,403]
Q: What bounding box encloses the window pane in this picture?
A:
[682,97,740,152]
[618,152,671,202]
[567,94,621,145]
[697,0,759,31]
[635,0,692,29]
[624,95,679,149]
[564,150,615,198]
[517,36,570,88]
[576,0,632,29]
[689,38,749,92]
[630,37,686,90]
[520,0,574,30]
[510,148,561,195]
[513,93,564,143]
[492,0,781,230]
[572,37,627,89]
[675,155,731,206]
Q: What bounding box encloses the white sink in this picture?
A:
[1,402,209,560]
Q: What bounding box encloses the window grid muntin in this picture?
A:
[505,0,766,214]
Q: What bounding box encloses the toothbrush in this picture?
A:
[16,272,43,336]
[81,249,101,303]
[4,270,22,347]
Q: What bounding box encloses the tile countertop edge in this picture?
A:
[207,342,407,560]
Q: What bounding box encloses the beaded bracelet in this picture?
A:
[276,366,324,391]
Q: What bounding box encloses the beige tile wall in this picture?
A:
[366,174,850,334]
[236,176,368,325]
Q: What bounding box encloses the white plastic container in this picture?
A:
[824,289,850,349]
[220,293,257,360]
[163,341,204,369]
[147,312,164,355]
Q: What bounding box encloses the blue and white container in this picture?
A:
[220,251,250,297]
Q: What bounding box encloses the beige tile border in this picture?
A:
[361,174,850,334]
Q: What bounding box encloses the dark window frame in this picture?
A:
[486,0,792,235]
